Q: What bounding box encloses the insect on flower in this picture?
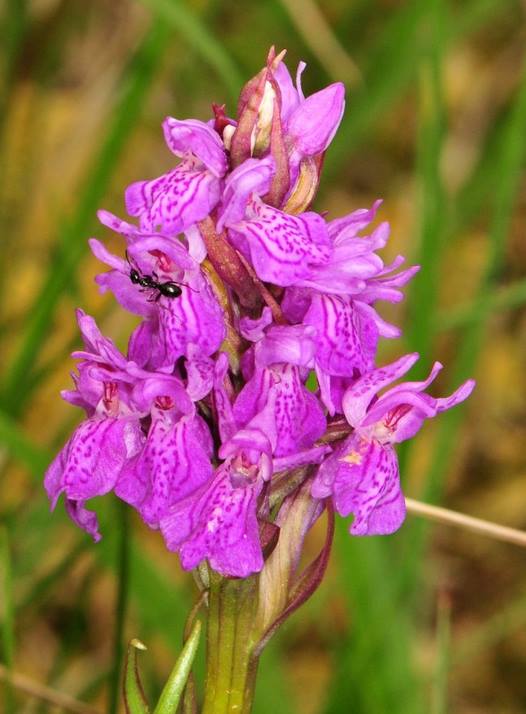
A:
[126,250,183,302]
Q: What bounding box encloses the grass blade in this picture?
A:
[431,592,451,714]
[153,619,201,714]
[108,500,131,714]
[137,0,242,102]
[1,18,172,414]
[400,51,526,593]
[0,526,15,712]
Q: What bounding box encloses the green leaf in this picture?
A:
[153,619,202,714]
[124,639,150,714]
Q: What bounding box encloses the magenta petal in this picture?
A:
[233,365,326,457]
[44,417,144,518]
[156,281,225,367]
[232,199,332,286]
[327,200,383,240]
[312,435,405,536]
[95,270,154,318]
[273,61,301,120]
[125,166,221,234]
[217,156,275,232]
[185,350,215,401]
[342,353,419,427]
[286,82,345,156]
[255,324,316,368]
[97,209,139,237]
[162,117,227,176]
[65,500,102,542]
[89,238,128,272]
[116,412,213,526]
[305,294,378,377]
[127,320,156,368]
[239,307,274,342]
[367,378,476,444]
[213,353,238,444]
[160,463,264,577]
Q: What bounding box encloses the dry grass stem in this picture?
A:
[406,498,526,548]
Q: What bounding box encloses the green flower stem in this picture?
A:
[202,574,259,714]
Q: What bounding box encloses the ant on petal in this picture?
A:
[126,251,183,302]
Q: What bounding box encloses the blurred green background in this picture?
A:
[2,0,526,712]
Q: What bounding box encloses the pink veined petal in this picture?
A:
[185,349,215,401]
[354,301,401,339]
[270,366,326,456]
[239,306,274,342]
[342,353,420,427]
[362,373,474,445]
[162,117,227,176]
[327,200,383,240]
[127,320,156,368]
[379,361,443,401]
[233,368,274,428]
[44,418,144,508]
[89,238,128,272]
[217,156,275,232]
[232,199,332,286]
[363,389,440,441]
[116,412,213,527]
[313,434,405,535]
[434,378,476,413]
[213,352,238,444]
[156,280,226,367]
[125,165,222,234]
[75,311,129,369]
[273,444,331,472]
[160,464,264,578]
[97,209,139,237]
[234,365,326,457]
[130,374,192,415]
[65,500,102,542]
[95,270,155,318]
[304,294,378,377]
[255,324,317,368]
[281,287,313,323]
[128,235,196,273]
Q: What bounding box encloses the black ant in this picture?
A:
[126,251,183,302]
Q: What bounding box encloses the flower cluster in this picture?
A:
[45,49,474,578]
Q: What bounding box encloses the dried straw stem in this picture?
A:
[406,497,526,548]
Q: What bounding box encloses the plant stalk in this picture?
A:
[202,574,259,714]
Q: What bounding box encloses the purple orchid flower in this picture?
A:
[44,311,145,539]
[311,354,475,535]
[115,402,213,527]
[44,49,476,584]
[90,225,225,371]
[160,456,265,578]
[44,310,214,539]
[125,118,228,234]
[272,58,345,187]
